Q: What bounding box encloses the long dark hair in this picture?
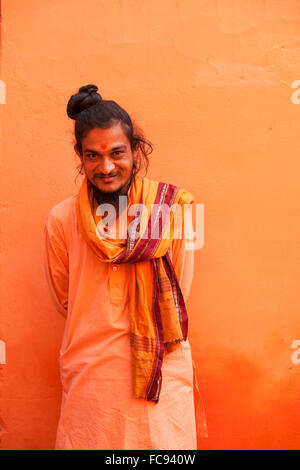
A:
[67,84,153,184]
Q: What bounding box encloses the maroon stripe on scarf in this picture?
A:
[127,182,169,262]
[146,258,164,402]
[131,183,179,263]
[113,182,179,264]
[162,250,188,340]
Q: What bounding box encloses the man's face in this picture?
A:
[79,123,137,195]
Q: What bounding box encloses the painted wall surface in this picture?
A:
[1,0,300,450]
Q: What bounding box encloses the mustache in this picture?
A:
[95,173,118,178]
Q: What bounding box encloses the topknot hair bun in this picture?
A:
[67,84,102,119]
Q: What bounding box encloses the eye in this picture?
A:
[113,150,123,156]
[87,153,98,159]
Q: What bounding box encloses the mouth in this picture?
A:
[96,175,118,183]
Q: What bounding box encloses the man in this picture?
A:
[44,84,206,450]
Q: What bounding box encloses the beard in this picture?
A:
[89,170,134,207]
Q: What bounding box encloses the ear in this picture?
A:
[74,144,82,159]
[133,149,138,164]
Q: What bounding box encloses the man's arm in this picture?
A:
[44,212,69,318]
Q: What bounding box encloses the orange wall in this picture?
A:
[1,0,300,450]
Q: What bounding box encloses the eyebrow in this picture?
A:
[83,145,127,154]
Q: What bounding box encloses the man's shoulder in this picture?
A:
[145,175,190,190]
[46,195,77,228]
[144,176,194,204]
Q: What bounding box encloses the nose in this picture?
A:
[97,156,116,175]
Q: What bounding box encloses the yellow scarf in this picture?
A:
[76,174,193,402]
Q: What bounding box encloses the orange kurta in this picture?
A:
[44,190,201,450]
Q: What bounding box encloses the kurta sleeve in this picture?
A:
[44,212,69,318]
[170,204,194,302]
